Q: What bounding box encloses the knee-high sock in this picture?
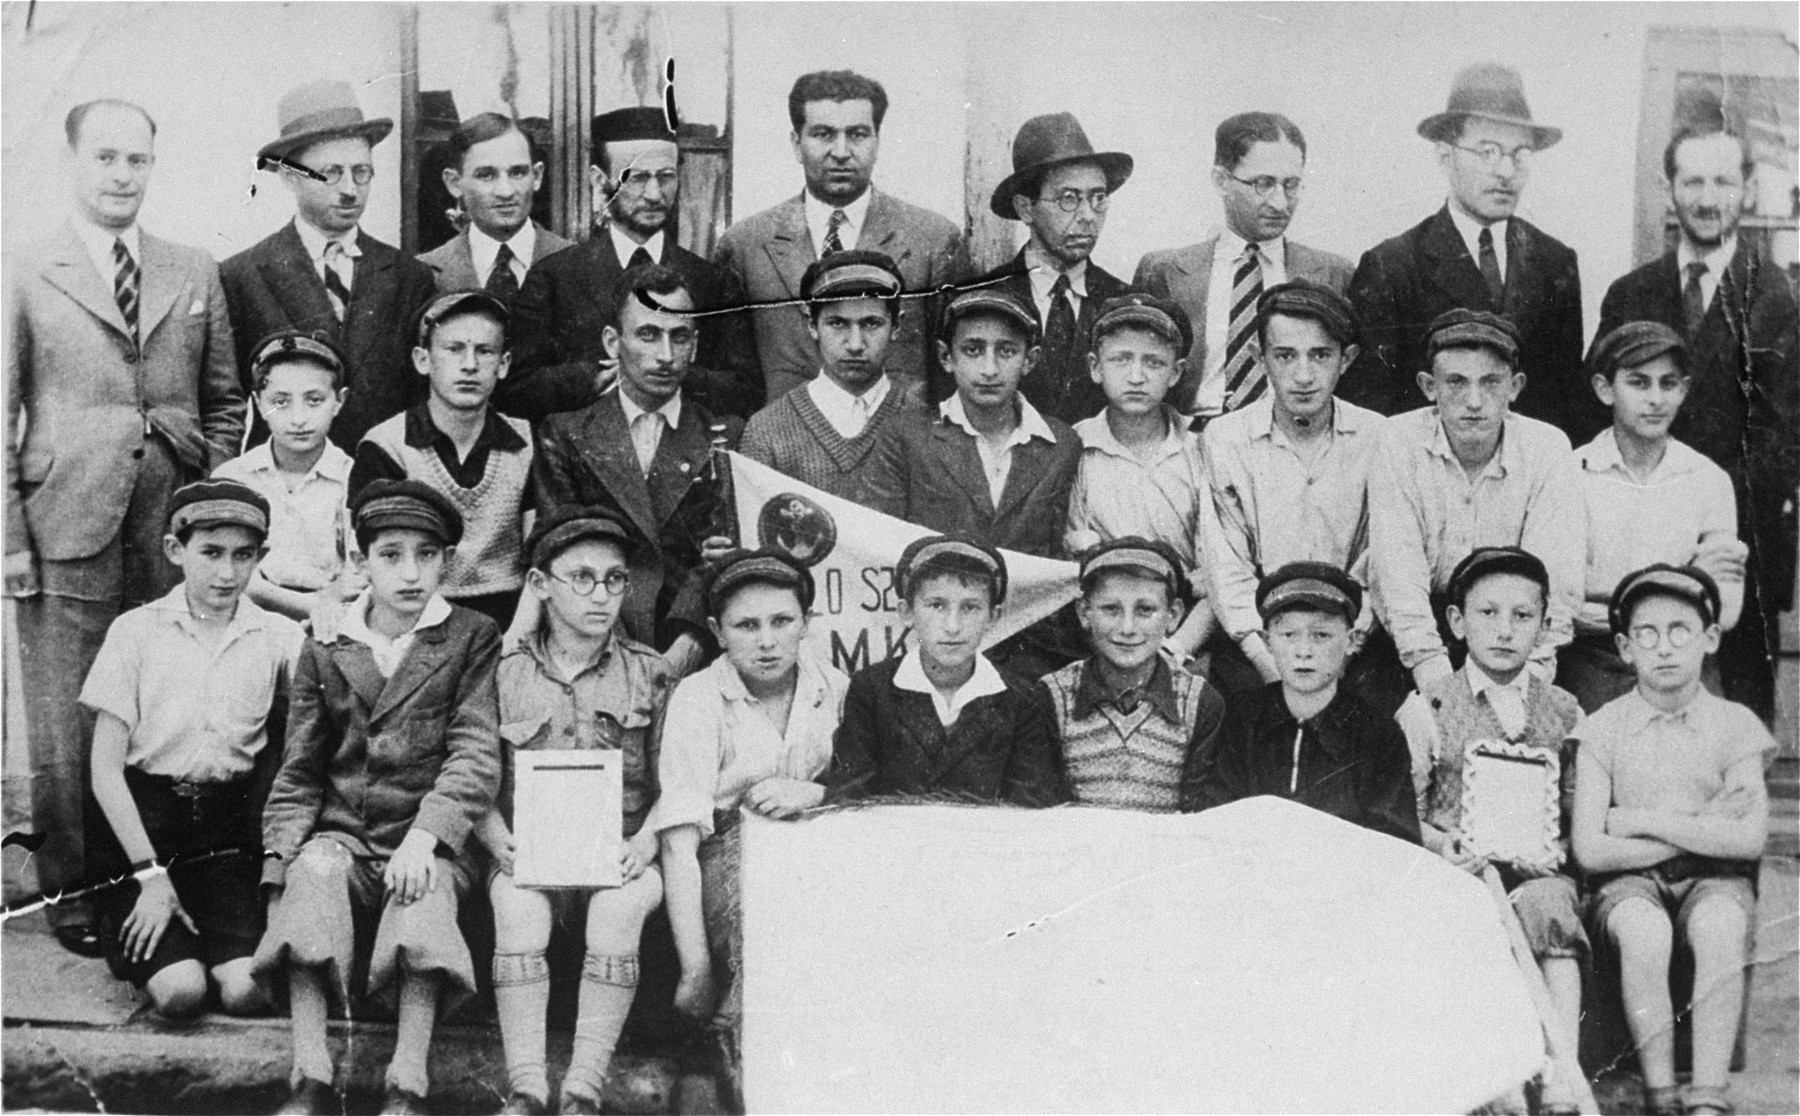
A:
[387,971,440,1098]
[492,951,551,1102]
[563,952,640,1102]
[289,965,335,1088]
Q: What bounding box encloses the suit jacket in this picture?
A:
[261,605,502,879]
[1133,232,1355,414]
[530,389,743,651]
[712,187,968,403]
[415,221,573,296]
[1343,206,1598,441]
[505,233,760,422]
[221,220,437,450]
[5,223,245,562]
[857,407,1082,558]
[1596,241,1799,609]
[935,249,1133,425]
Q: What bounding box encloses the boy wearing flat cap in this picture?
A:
[1367,308,1584,693]
[1561,321,1745,713]
[1042,538,1229,813]
[477,508,673,1116]
[1192,562,1418,843]
[82,480,304,1019]
[740,250,922,500]
[1571,564,1772,1116]
[256,479,501,1115]
[826,535,1067,807]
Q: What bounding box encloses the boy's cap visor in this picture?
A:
[250,330,346,378]
[416,290,509,345]
[1091,293,1192,355]
[167,480,271,538]
[352,480,464,546]
[942,288,1039,343]
[526,511,635,569]
[1608,563,1720,636]
[1587,320,1687,379]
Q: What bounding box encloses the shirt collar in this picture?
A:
[1445,201,1506,267]
[1072,407,1189,463]
[810,369,891,415]
[148,584,274,638]
[71,215,140,272]
[470,220,537,275]
[1466,660,1530,703]
[1619,686,1712,730]
[1218,225,1284,267]
[608,223,664,271]
[617,385,683,432]
[293,217,361,262]
[1427,411,1513,477]
[893,648,1008,701]
[709,644,834,708]
[1071,656,1181,722]
[523,627,616,683]
[1256,684,1357,756]
[1258,395,1366,443]
[1677,234,1736,279]
[241,440,354,484]
[339,588,453,646]
[1024,243,1088,300]
[1575,427,1706,482]
[940,392,1058,447]
[402,402,527,454]
[804,187,873,248]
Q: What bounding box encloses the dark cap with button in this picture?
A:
[351,479,464,547]
[1447,546,1550,608]
[1586,320,1688,380]
[1256,561,1361,624]
[1608,563,1721,636]
[895,534,1009,605]
[1078,536,1188,604]
[526,507,637,570]
[167,479,272,540]
[1091,293,1193,358]
[415,289,509,346]
[801,249,905,304]
[705,548,816,616]
[939,287,1039,345]
[250,330,347,381]
[1256,279,1361,350]
[1425,307,1522,369]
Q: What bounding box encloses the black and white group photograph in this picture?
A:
[0,2,1795,1113]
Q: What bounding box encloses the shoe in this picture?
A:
[500,1092,547,1116]
[381,1085,428,1115]
[275,1077,334,1116]
[556,1090,601,1115]
[53,924,106,958]
[1683,1084,1734,1115]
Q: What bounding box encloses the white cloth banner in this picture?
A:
[741,796,1546,1114]
[728,452,1080,674]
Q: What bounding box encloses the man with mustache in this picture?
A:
[1344,64,1598,442]
[1594,112,1799,722]
[506,107,759,421]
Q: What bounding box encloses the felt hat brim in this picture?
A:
[989,151,1134,220]
[1417,111,1561,151]
[258,118,394,167]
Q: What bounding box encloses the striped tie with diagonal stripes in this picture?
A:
[322,239,352,322]
[1221,242,1264,410]
[112,238,140,345]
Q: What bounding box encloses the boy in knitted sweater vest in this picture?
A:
[1396,546,1586,1113]
[1041,537,1229,812]
[352,291,533,633]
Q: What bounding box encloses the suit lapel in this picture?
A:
[330,639,389,713]
[647,404,715,523]
[529,222,570,264]
[1500,219,1533,313]
[444,232,480,290]
[346,232,399,366]
[859,190,906,262]
[932,422,996,517]
[370,624,452,725]
[761,196,815,298]
[258,223,338,336]
[135,232,184,341]
[576,394,660,542]
[1420,206,1494,311]
[993,433,1052,520]
[39,224,132,341]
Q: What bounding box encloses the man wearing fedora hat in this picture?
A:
[506,106,761,423]
[945,111,1134,426]
[713,70,967,404]
[1344,63,1596,443]
[222,79,437,452]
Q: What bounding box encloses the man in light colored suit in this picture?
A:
[1134,112,1352,422]
[713,70,968,403]
[4,99,244,954]
[417,113,571,301]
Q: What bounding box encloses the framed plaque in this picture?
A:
[513,750,622,889]
[1459,740,1563,873]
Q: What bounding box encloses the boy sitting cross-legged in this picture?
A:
[1572,565,1772,1116]
[255,480,502,1116]
[1396,546,1587,1114]
[478,508,676,1115]
[825,534,1068,807]
[82,480,305,1019]
[1041,537,1230,812]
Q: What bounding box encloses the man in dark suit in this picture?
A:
[713,70,968,403]
[1595,122,1799,720]
[1343,64,1598,441]
[530,264,739,679]
[1135,112,1354,420]
[417,113,572,299]
[506,107,758,423]
[222,80,436,451]
[5,100,244,954]
[947,112,1133,425]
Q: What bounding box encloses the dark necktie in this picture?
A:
[1682,261,1708,338]
[1478,226,1505,305]
[823,208,847,255]
[112,238,140,345]
[1045,272,1076,357]
[628,246,654,271]
[485,242,519,301]
[1221,243,1264,409]
[322,240,352,322]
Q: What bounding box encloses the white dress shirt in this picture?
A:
[292,217,361,289]
[804,187,872,254]
[618,387,683,475]
[1023,243,1087,327]
[339,590,453,679]
[808,371,891,440]
[609,224,665,270]
[1676,234,1736,318]
[470,220,538,288]
[1198,227,1288,413]
[940,393,1059,506]
[892,648,1009,727]
[71,215,142,281]
[1446,202,1509,283]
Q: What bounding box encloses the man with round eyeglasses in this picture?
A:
[1134,111,1353,424]
[1344,63,1594,443]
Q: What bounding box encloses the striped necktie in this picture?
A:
[1221,242,1264,410]
[322,239,352,322]
[822,208,847,255]
[112,238,140,345]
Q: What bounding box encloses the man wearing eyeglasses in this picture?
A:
[506,106,760,423]
[223,80,437,451]
[1343,64,1595,442]
[1135,113,1353,423]
[948,112,1134,425]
